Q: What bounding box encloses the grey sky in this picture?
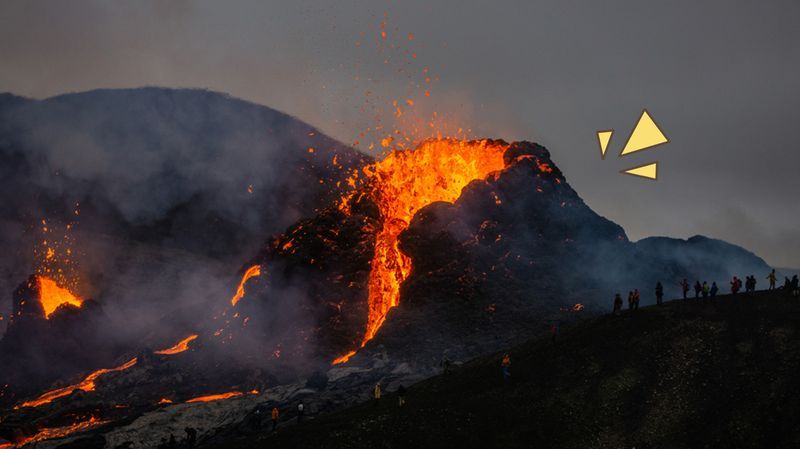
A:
[1,0,798,267]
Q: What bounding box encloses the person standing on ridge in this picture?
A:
[680,279,689,300]
[702,281,710,301]
[710,281,719,299]
[731,276,740,295]
[397,385,406,407]
[297,400,304,423]
[613,293,623,316]
[628,291,634,310]
[694,281,702,299]
[271,407,279,431]
[791,275,799,297]
[374,383,382,404]
[501,353,511,383]
[655,282,664,305]
[633,289,641,310]
[767,269,777,290]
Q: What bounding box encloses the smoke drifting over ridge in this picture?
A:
[0,88,369,337]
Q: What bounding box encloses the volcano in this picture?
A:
[0,90,772,448]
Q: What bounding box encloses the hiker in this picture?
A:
[167,434,177,448]
[680,279,689,299]
[297,401,304,423]
[731,276,740,295]
[501,353,511,383]
[550,321,559,343]
[694,281,702,299]
[702,281,709,301]
[791,275,799,297]
[374,383,382,404]
[613,293,623,316]
[271,407,279,431]
[441,355,452,375]
[767,269,777,290]
[633,289,641,310]
[253,408,263,430]
[184,427,197,447]
[710,281,719,299]
[744,276,752,293]
[397,385,406,407]
[655,282,664,305]
[628,291,634,310]
[751,275,757,292]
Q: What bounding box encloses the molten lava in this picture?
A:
[185,391,243,403]
[230,265,262,306]
[11,416,109,447]
[36,275,83,319]
[154,334,199,355]
[19,357,138,408]
[334,139,508,363]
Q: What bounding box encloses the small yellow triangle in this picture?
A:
[597,130,613,159]
[622,162,658,180]
[620,110,668,156]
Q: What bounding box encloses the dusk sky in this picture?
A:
[2,0,798,267]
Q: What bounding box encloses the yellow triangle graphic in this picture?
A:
[622,162,658,180]
[620,110,668,156]
[597,130,613,159]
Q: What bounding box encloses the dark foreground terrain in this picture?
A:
[217,289,800,449]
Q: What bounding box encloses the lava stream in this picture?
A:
[10,416,109,447]
[185,391,244,403]
[334,139,508,363]
[230,265,262,306]
[154,334,199,355]
[19,357,138,408]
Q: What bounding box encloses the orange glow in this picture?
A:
[19,358,138,408]
[154,334,198,355]
[333,139,508,364]
[36,275,82,319]
[158,398,173,404]
[185,391,243,403]
[573,303,585,311]
[12,416,109,446]
[230,265,262,306]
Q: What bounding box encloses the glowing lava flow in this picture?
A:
[230,265,262,306]
[154,334,199,355]
[185,391,244,403]
[19,358,138,408]
[10,416,109,447]
[333,139,509,364]
[36,275,83,319]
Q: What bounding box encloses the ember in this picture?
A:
[334,139,508,363]
[154,334,199,355]
[19,357,138,408]
[230,265,262,306]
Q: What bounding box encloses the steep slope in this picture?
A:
[235,289,800,449]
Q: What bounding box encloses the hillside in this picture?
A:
[223,289,800,449]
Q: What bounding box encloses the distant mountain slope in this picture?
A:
[230,290,800,449]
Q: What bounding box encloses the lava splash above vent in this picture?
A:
[35,275,83,319]
[333,139,509,363]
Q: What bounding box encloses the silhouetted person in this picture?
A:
[751,275,757,292]
[628,291,634,310]
[710,281,718,299]
[297,400,304,423]
[501,353,511,383]
[167,434,177,448]
[731,276,740,295]
[271,407,279,431]
[613,293,623,316]
[184,427,197,447]
[767,269,777,290]
[655,282,664,305]
[550,321,559,343]
[694,281,702,299]
[702,281,709,301]
[441,355,452,375]
[633,289,641,310]
[397,385,406,407]
[680,279,689,300]
[791,275,799,297]
[374,383,382,404]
